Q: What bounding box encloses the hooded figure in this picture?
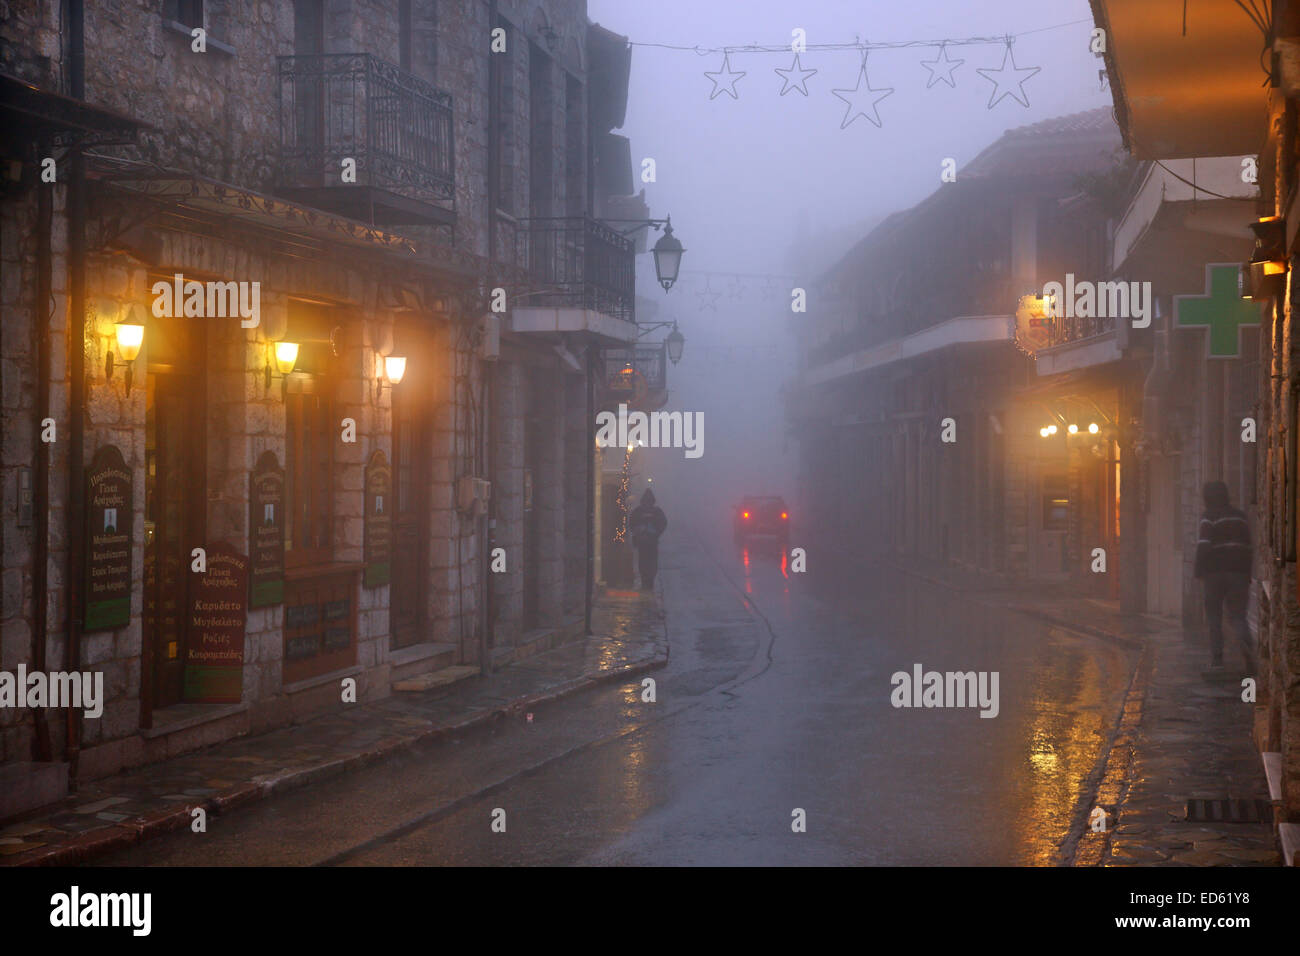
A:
[628,489,668,592]
[1193,480,1254,671]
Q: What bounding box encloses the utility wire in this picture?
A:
[625,17,1094,56]
[1154,160,1257,203]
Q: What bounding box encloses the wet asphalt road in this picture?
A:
[96,514,1135,866]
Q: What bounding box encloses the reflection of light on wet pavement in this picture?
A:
[742,548,752,594]
[1014,646,1121,866]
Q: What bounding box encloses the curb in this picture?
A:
[9,647,667,867]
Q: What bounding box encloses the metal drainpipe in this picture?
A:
[585,344,595,635]
[480,0,499,674]
[480,362,493,675]
[32,139,53,762]
[1142,297,1176,453]
[65,0,87,784]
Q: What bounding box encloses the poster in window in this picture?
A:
[184,541,247,703]
[364,450,392,588]
[84,445,134,632]
[249,450,286,607]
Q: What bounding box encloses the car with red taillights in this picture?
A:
[734,496,790,547]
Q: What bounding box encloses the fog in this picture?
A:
[589,0,1110,531]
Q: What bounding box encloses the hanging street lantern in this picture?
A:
[665,324,685,364]
[651,217,684,291]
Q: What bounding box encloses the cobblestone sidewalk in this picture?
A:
[0,591,667,866]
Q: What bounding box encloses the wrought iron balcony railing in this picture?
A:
[1047,309,1117,347]
[518,217,636,324]
[277,53,454,222]
[603,345,667,392]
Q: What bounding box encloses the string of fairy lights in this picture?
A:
[612,444,634,543]
[676,269,808,313]
[626,17,1099,125]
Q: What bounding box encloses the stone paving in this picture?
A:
[0,590,667,866]
[876,555,1279,866]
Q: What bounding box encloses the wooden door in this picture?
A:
[143,371,203,715]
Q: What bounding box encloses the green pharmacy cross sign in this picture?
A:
[1174,262,1263,359]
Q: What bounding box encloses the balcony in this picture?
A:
[522,217,635,322]
[600,345,669,412]
[604,345,666,389]
[276,53,455,226]
[508,217,637,343]
[1047,310,1116,347]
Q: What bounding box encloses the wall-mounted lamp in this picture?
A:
[265,340,299,397]
[374,353,407,401]
[1246,216,1288,299]
[601,216,687,291]
[665,323,685,365]
[106,313,144,391]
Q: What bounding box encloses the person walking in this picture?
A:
[1193,480,1254,673]
[628,489,668,592]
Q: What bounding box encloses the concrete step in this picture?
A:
[388,642,458,684]
[0,761,68,823]
[392,665,480,694]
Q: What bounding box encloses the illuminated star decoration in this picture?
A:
[697,278,721,312]
[775,53,817,96]
[976,40,1040,109]
[727,278,745,301]
[831,51,893,129]
[704,52,746,100]
[920,43,964,89]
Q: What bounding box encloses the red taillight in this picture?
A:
[742,511,750,519]
[781,512,788,520]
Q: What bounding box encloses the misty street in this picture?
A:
[3,0,1294,919]
[92,514,1132,866]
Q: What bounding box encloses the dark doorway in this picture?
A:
[143,354,205,721]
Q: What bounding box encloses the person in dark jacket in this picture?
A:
[628,490,668,591]
[1193,480,1254,671]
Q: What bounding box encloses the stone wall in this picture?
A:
[0,0,607,781]
[1259,90,1300,820]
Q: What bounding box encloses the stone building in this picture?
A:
[785,110,1123,589]
[1088,0,1300,863]
[0,0,647,816]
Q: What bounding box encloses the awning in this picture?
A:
[1015,360,1138,400]
[86,153,496,284]
[796,315,1015,389]
[0,72,149,143]
[1091,0,1268,158]
[511,306,637,346]
[89,154,420,255]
